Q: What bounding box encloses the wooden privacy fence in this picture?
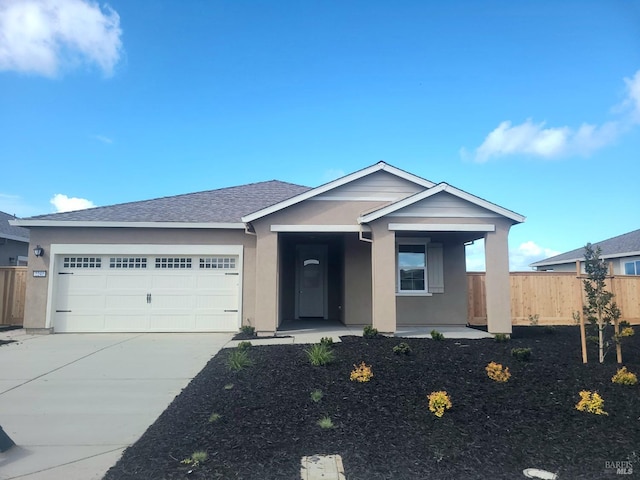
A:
[468,271,640,326]
[0,267,27,325]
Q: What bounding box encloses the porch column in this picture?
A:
[370,223,396,333]
[484,220,512,334]
[254,225,278,335]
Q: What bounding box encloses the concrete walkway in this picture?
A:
[0,330,232,480]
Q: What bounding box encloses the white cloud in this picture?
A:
[468,69,640,162]
[91,134,113,144]
[0,0,122,77]
[509,241,560,271]
[50,193,95,212]
[465,239,560,272]
[622,70,640,122]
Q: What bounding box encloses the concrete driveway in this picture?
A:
[0,329,232,480]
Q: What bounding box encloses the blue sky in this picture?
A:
[1,0,639,270]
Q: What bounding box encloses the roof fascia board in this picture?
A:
[241,162,436,223]
[358,183,525,224]
[0,233,29,242]
[271,224,371,232]
[388,223,496,232]
[11,220,246,229]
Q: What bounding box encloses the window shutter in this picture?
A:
[427,243,444,293]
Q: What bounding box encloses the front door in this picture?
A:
[296,244,327,318]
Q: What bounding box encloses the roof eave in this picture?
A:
[10,220,246,229]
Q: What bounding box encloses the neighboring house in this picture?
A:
[530,228,640,275]
[0,211,29,266]
[12,162,524,335]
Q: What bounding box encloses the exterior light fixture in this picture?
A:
[33,245,44,257]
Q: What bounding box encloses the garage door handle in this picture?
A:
[224,309,238,312]
[225,272,239,275]
[146,293,151,304]
[59,272,74,275]
[56,310,72,313]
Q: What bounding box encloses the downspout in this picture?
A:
[359,224,373,243]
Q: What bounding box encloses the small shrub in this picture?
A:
[620,327,635,337]
[393,342,412,355]
[511,347,532,362]
[612,366,638,385]
[494,333,509,343]
[310,389,323,403]
[237,341,252,350]
[208,412,221,423]
[305,343,334,366]
[227,349,253,371]
[430,330,444,341]
[320,336,334,346]
[350,362,374,382]
[181,450,208,466]
[363,325,379,338]
[239,325,255,336]
[317,415,334,429]
[528,314,539,326]
[486,361,511,383]
[575,390,607,415]
[428,391,452,418]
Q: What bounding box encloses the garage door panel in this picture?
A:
[148,314,195,331]
[53,251,241,333]
[103,314,150,331]
[151,275,196,289]
[56,313,105,333]
[106,275,150,290]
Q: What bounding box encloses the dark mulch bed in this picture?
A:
[104,326,640,479]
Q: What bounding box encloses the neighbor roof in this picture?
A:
[530,228,640,268]
[0,211,29,242]
[14,181,310,226]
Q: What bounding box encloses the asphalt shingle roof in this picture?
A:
[0,211,29,240]
[531,228,640,266]
[26,181,311,223]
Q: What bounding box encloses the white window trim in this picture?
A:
[396,238,430,296]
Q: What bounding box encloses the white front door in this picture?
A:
[296,244,327,318]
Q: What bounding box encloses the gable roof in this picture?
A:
[530,228,640,268]
[0,211,29,242]
[13,181,310,228]
[357,182,525,224]
[241,161,435,223]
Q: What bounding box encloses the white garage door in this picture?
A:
[52,252,241,333]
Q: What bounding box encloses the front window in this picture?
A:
[624,260,640,275]
[397,243,427,293]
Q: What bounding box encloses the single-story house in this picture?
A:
[12,162,524,335]
[0,211,29,266]
[530,228,640,275]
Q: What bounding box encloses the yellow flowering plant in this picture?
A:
[485,361,511,383]
[575,390,607,415]
[350,362,373,382]
[428,391,452,418]
[611,366,638,385]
